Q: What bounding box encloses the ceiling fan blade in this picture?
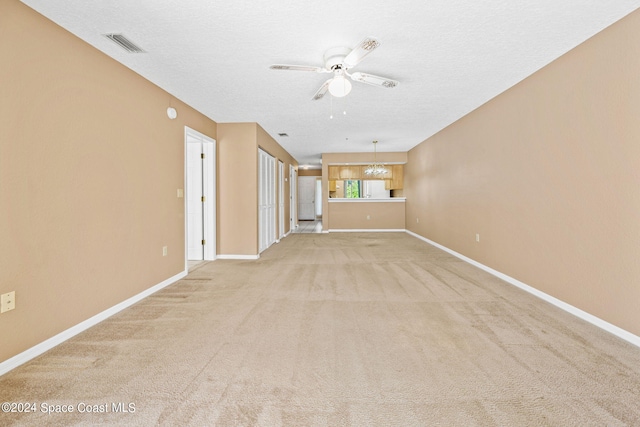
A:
[342,37,381,68]
[312,79,332,101]
[350,72,399,89]
[270,64,328,73]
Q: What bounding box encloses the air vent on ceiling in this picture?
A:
[278,133,289,137]
[103,33,146,53]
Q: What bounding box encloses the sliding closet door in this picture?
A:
[258,149,276,253]
[278,160,285,240]
[289,165,297,232]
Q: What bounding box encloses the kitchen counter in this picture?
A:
[327,198,406,230]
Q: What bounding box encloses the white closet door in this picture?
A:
[259,149,276,253]
[259,151,266,253]
[268,155,276,246]
[289,165,297,231]
[278,161,285,239]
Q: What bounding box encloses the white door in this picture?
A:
[186,142,203,260]
[201,141,215,261]
[278,161,285,239]
[185,127,216,262]
[298,176,316,220]
[268,155,276,245]
[290,165,297,230]
[259,149,276,253]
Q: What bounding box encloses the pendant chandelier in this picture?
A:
[364,140,388,176]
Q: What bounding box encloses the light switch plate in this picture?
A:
[1,291,15,313]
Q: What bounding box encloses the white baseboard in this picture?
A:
[0,270,188,377]
[217,254,260,260]
[329,229,405,233]
[405,230,640,348]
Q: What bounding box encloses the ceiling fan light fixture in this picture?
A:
[328,75,352,97]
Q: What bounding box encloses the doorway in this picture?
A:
[185,127,215,263]
[298,176,316,220]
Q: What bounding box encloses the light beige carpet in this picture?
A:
[1,233,640,426]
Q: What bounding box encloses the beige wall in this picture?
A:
[405,9,640,336]
[217,123,258,255]
[328,202,405,230]
[322,152,407,230]
[217,123,298,256]
[0,2,217,362]
[298,169,322,177]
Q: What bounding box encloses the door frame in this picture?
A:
[184,126,216,268]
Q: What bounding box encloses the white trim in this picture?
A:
[217,254,260,260]
[0,270,187,377]
[328,198,405,203]
[329,229,405,233]
[405,230,640,348]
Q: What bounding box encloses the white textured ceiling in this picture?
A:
[21,0,640,167]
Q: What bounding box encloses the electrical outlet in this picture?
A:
[1,291,15,313]
[366,215,371,220]
[162,246,168,256]
[416,218,419,223]
[177,189,184,198]
[476,233,480,242]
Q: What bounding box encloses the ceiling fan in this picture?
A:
[270,37,399,100]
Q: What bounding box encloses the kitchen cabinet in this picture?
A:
[328,166,340,180]
[339,165,362,180]
[385,165,404,190]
